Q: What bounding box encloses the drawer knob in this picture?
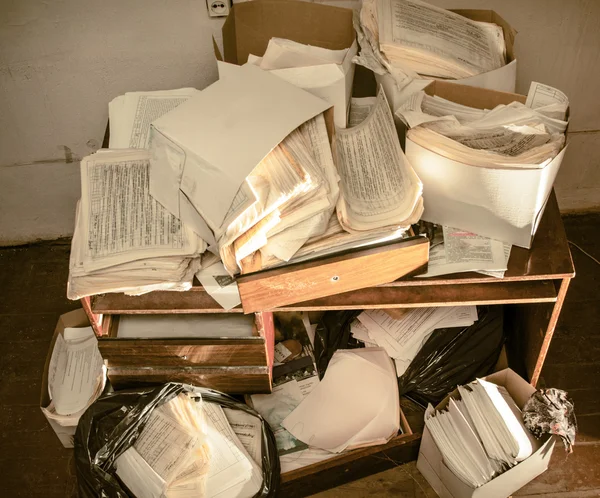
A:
[181,355,188,360]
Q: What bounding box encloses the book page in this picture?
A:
[335,89,422,232]
[109,89,199,149]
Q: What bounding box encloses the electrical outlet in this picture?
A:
[207,0,229,17]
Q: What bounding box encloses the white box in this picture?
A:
[417,369,556,498]
[404,80,567,248]
[40,309,92,448]
[377,9,517,113]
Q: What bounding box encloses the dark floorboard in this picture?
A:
[0,214,599,497]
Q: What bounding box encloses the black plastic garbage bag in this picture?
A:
[313,310,362,378]
[75,382,279,498]
[398,306,505,407]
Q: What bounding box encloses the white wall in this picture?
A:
[0,0,224,245]
[1,0,599,245]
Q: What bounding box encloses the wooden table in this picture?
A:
[83,190,574,497]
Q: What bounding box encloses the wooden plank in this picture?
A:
[530,278,572,386]
[270,280,558,311]
[99,338,268,367]
[91,289,244,314]
[237,238,429,313]
[107,366,272,394]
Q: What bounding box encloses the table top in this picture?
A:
[90,191,574,314]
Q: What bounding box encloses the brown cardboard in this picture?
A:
[40,309,92,448]
[417,369,556,498]
[423,80,526,110]
[222,0,354,65]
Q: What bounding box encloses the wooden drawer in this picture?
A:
[279,399,422,497]
[98,312,275,394]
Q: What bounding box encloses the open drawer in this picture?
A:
[279,400,422,497]
[97,312,275,394]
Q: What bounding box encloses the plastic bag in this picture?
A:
[75,382,280,498]
[398,306,505,407]
[313,310,362,378]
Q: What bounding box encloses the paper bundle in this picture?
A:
[281,348,400,453]
[425,378,540,487]
[116,394,263,498]
[42,325,106,426]
[398,83,568,170]
[354,307,478,376]
[67,149,206,299]
[355,0,511,109]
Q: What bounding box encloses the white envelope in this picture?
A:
[148,64,331,241]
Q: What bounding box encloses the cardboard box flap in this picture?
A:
[223,0,355,65]
[423,80,526,110]
[450,10,517,62]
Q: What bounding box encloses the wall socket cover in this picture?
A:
[207,0,229,17]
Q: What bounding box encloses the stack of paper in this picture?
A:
[425,378,540,487]
[42,326,106,427]
[108,88,200,149]
[67,149,207,299]
[417,225,512,279]
[356,0,506,82]
[244,36,358,128]
[281,348,400,453]
[116,394,263,498]
[397,83,568,170]
[354,307,478,376]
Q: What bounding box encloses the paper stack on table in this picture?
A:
[375,0,506,79]
[354,307,478,376]
[354,0,513,111]
[424,378,540,487]
[42,325,106,426]
[416,225,512,279]
[67,149,207,299]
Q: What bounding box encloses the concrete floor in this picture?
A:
[1,214,599,497]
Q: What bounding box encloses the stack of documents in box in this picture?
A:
[424,377,540,487]
[352,307,478,376]
[397,82,568,169]
[116,393,264,498]
[67,149,207,299]
[41,325,106,428]
[355,0,512,109]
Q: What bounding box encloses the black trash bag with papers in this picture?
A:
[398,306,505,406]
[74,382,279,498]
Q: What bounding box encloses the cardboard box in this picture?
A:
[376,9,517,113]
[218,0,356,128]
[40,309,93,448]
[404,81,567,248]
[417,369,556,498]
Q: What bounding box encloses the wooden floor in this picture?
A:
[1,214,599,497]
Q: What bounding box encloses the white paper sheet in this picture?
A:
[223,408,262,466]
[282,348,399,453]
[195,261,242,310]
